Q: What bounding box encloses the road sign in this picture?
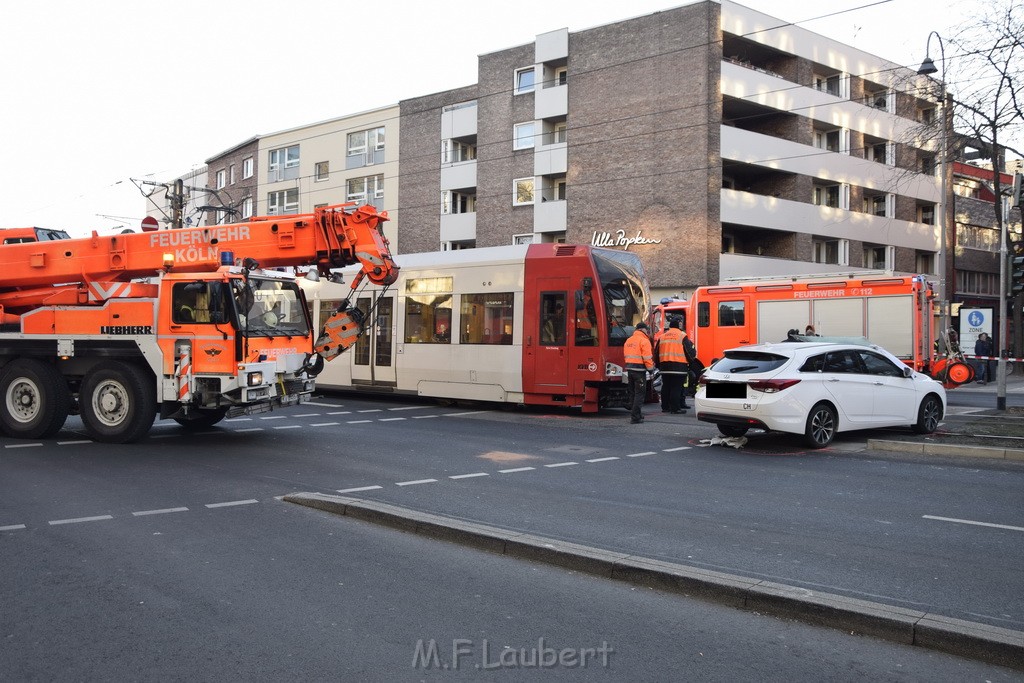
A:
[140,216,159,232]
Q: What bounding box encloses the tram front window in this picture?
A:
[592,249,650,346]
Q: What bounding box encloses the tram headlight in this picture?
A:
[247,371,264,387]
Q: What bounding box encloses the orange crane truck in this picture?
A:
[0,203,398,443]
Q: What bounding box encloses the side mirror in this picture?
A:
[903,366,914,378]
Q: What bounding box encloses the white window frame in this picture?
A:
[229,164,236,185]
[347,174,384,204]
[315,161,329,182]
[512,233,535,245]
[513,122,536,150]
[267,189,298,216]
[555,66,567,86]
[347,127,385,157]
[242,157,253,179]
[513,177,535,206]
[514,66,536,95]
[241,196,253,219]
[268,145,299,182]
[215,169,226,190]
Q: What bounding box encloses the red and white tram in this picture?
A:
[302,243,650,412]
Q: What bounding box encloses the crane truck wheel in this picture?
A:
[173,408,229,430]
[0,359,71,439]
[80,362,156,444]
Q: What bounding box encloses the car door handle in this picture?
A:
[828,378,841,382]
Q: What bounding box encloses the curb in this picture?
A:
[868,439,1024,461]
[283,492,1024,671]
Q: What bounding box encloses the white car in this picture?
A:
[694,341,946,448]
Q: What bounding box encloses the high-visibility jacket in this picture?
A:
[657,328,690,375]
[624,330,654,372]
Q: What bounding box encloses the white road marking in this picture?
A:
[923,515,1024,532]
[5,443,42,449]
[358,409,382,413]
[260,415,287,420]
[389,406,430,411]
[328,411,352,415]
[310,422,340,427]
[58,440,92,446]
[396,479,437,486]
[205,499,259,508]
[338,485,383,493]
[304,401,344,407]
[379,417,406,422]
[586,457,619,463]
[663,447,691,452]
[449,472,489,479]
[132,507,189,517]
[545,462,578,468]
[347,420,372,424]
[149,434,181,439]
[49,515,113,525]
[225,417,253,422]
[443,411,487,416]
[0,524,26,531]
[499,467,536,474]
[234,428,264,433]
[294,413,321,418]
[273,425,302,430]
[412,415,439,419]
[625,451,657,458]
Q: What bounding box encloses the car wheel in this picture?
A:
[803,402,837,449]
[912,394,943,434]
[718,425,749,438]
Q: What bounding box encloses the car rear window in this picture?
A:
[713,351,788,374]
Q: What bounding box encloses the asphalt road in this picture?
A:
[1,395,1022,679]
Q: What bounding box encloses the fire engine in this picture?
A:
[651,273,974,388]
[0,203,398,443]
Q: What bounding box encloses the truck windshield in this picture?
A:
[233,278,311,338]
[591,248,650,346]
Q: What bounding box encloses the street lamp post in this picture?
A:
[918,32,949,358]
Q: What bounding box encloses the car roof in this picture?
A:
[723,341,884,357]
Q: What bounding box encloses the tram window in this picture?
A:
[460,293,514,344]
[574,289,597,346]
[405,294,452,344]
[718,300,745,327]
[540,292,567,345]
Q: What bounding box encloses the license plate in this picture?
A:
[707,382,747,399]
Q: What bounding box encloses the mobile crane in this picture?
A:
[0,203,398,443]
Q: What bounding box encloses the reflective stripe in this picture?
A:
[658,329,687,364]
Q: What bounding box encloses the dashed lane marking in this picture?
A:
[205,499,259,509]
[395,479,438,487]
[625,451,657,458]
[358,409,383,414]
[310,422,340,427]
[49,515,113,526]
[58,440,92,446]
[663,447,692,452]
[442,411,488,417]
[260,415,288,420]
[4,443,42,449]
[412,415,439,419]
[450,472,489,479]
[923,515,1024,532]
[347,420,372,424]
[0,524,26,531]
[498,467,536,474]
[338,485,384,493]
[586,457,620,463]
[379,418,406,422]
[273,425,302,430]
[294,413,321,418]
[304,401,345,407]
[132,507,189,517]
[388,406,431,411]
[235,428,264,433]
[545,462,578,468]
[327,411,352,415]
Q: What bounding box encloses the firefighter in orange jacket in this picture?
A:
[657,317,693,414]
[624,322,655,423]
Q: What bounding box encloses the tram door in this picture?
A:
[527,283,570,390]
[349,293,397,385]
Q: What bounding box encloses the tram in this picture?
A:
[301,243,650,412]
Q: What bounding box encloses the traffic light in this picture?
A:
[1013,252,1024,295]
[1012,172,1023,209]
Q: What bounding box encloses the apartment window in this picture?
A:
[867,90,888,110]
[347,127,386,157]
[920,107,936,124]
[919,205,936,225]
[864,195,887,217]
[916,252,935,275]
[813,238,849,265]
[814,129,840,152]
[315,161,329,182]
[442,190,475,215]
[242,157,253,179]
[229,164,236,185]
[555,67,567,86]
[554,178,566,201]
[957,270,999,296]
[347,174,384,204]
[513,178,535,206]
[513,234,535,245]
[957,224,1000,251]
[514,122,536,150]
[814,73,841,96]
[215,169,226,189]
[871,142,888,164]
[514,67,535,95]
[921,155,937,175]
[553,122,567,144]
[268,145,299,182]
[267,189,298,216]
[813,184,841,208]
[241,197,253,219]
[441,139,476,163]
[864,246,887,269]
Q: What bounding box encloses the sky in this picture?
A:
[0,0,991,235]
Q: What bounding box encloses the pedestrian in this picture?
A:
[624,322,655,424]
[657,317,690,414]
[805,324,817,336]
[974,332,993,385]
